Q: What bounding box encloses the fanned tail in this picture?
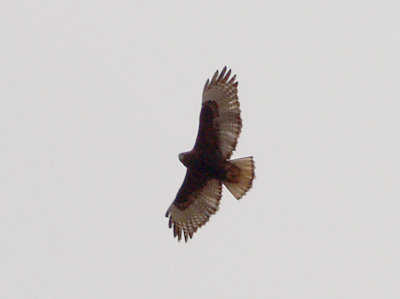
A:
[223,156,255,199]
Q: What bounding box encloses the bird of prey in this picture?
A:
[165,67,255,242]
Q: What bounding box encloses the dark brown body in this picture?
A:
[179,150,239,183]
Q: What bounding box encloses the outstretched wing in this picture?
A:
[202,67,242,159]
[165,170,222,242]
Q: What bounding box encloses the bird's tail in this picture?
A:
[223,156,255,200]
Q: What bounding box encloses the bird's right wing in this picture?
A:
[165,170,222,242]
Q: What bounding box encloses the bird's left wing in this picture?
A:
[165,170,222,242]
[202,67,242,159]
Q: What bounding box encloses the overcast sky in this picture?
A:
[1,1,399,298]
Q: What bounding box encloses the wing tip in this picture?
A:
[203,78,210,93]
[229,74,236,84]
[211,69,219,84]
[218,66,227,81]
[203,67,238,95]
[166,180,222,242]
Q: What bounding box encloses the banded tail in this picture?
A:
[223,156,255,199]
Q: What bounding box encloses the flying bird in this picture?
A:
[165,67,255,242]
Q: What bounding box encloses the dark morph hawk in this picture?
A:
[165,67,255,242]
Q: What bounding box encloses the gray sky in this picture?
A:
[1,1,399,298]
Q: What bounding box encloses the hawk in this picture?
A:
[165,67,255,242]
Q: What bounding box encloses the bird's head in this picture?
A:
[178,152,191,167]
